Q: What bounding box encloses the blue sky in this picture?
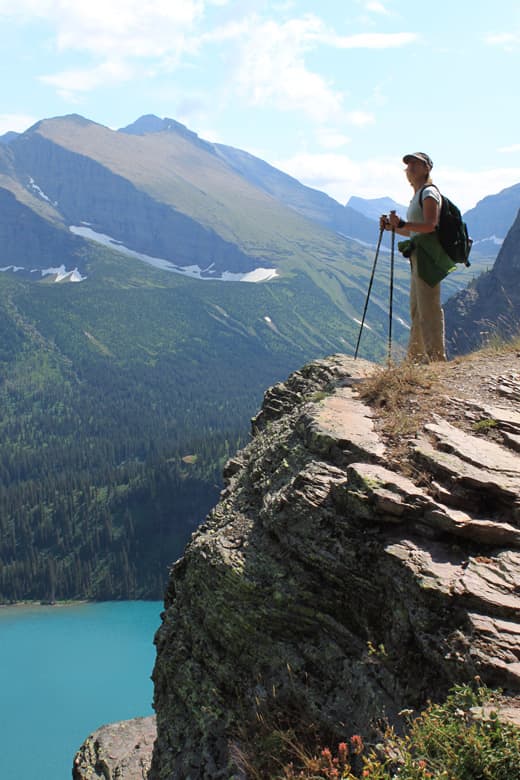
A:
[1,0,519,211]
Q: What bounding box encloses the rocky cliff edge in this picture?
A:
[74,352,520,779]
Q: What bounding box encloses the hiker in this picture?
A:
[380,152,450,363]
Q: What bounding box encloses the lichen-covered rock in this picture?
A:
[73,716,156,779]
[149,354,520,778]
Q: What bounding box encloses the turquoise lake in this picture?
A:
[0,600,162,780]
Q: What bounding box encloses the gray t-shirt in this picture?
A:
[407,185,441,237]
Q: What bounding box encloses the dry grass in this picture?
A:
[356,360,445,439]
[355,337,520,472]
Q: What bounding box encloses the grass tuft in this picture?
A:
[356,361,442,438]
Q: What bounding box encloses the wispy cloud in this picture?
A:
[225,13,414,123]
[327,31,418,48]
[0,0,207,96]
[231,16,345,122]
[485,32,520,50]
[0,113,37,134]
[365,1,390,14]
[498,143,520,154]
[53,1,203,58]
[39,61,134,100]
[0,2,417,116]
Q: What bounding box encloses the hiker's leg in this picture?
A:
[407,254,427,362]
[414,261,447,362]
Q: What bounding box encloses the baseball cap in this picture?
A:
[402,152,433,170]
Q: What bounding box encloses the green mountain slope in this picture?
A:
[0,238,410,602]
[14,115,342,256]
[0,114,415,602]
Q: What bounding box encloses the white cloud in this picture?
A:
[0,1,205,49]
[233,16,345,122]
[227,13,415,124]
[0,113,37,134]
[0,2,417,117]
[0,0,207,96]
[365,1,390,14]
[53,1,204,58]
[498,144,520,154]
[39,61,134,99]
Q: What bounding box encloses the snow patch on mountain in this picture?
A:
[472,235,504,246]
[28,177,56,205]
[40,266,86,282]
[70,225,278,283]
[0,264,84,282]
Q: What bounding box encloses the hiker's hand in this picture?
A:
[387,211,401,230]
[379,214,390,230]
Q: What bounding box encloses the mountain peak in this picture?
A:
[118,114,168,135]
[23,114,100,135]
[119,114,198,139]
[118,114,216,153]
[0,131,19,145]
[347,194,407,221]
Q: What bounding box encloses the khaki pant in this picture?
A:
[407,252,447,363]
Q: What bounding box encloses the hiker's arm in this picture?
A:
[382,196,439,235]
[412,195,439,233]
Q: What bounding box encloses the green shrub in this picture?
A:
[360,681,520,779]
[238,681,520,779]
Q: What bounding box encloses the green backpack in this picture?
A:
[420,185,472,266]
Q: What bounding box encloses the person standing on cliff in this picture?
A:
[380,152,449,363]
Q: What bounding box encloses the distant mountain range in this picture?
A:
[346,195,407,221]
[1,113,516,293]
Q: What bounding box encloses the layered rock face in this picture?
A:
[149,354,520,779]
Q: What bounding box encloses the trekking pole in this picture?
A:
[388,215,396,365]
[354,224,385,359]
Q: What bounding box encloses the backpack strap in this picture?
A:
[419,183,442,229]
[418,183,441,207]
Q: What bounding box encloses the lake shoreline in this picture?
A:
[0,597,162,610]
